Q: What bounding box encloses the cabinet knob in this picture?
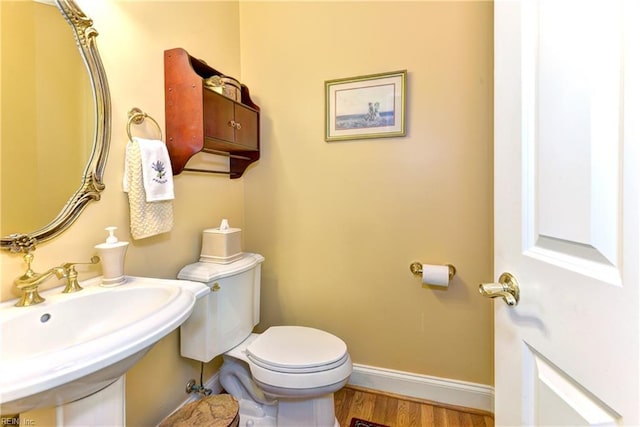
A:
[227,120,242,130]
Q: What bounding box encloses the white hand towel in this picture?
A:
[134,137,175,202]
[124,139,174,240]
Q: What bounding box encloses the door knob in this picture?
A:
[479,272,520,306]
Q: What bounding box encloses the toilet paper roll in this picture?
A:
[421,264,451,287]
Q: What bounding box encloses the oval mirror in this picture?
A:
[0,0,111,253]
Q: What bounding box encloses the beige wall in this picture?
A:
[1,1,493,425]
[240,0,494,384]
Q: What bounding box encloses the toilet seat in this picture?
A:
[247,326,348,372]
[249,353,350,374]
[243,326,352,390]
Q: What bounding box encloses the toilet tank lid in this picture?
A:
[177,253,264,284]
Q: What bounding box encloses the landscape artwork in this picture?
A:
[325,70,406,142]
[335,84,396,130]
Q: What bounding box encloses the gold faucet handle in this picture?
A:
[15,252,37,287]
[59,256,101,271]
[60,256,101,294]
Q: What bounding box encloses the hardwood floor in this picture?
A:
[334,386,494,427]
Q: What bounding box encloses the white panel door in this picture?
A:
[491,0,640,425]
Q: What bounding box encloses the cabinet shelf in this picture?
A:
[164,47,260,178]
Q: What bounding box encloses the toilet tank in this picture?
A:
[177,253,264,362]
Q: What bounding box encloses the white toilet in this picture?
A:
[178,253,352,427]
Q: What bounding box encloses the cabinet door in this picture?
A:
[233,103,258,150]
[203,89,235,144]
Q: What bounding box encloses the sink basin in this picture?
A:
[0,276,206,414]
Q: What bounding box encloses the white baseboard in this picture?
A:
[348,363,494,414]
[164,364,494,423]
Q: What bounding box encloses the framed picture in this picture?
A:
[325,70,406,142]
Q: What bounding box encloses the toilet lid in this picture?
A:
[246,326,348,373]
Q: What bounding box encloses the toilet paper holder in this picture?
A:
[409,262,456,280]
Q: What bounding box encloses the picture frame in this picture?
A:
[325,70,406,142]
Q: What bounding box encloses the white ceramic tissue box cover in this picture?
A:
[199,227,242,263]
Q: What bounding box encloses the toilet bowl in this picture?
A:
[177,254,352,427]
[221,327,351,426]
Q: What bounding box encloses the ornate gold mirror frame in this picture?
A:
[1,0,111,253]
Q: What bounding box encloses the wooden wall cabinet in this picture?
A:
[164,47,260,178]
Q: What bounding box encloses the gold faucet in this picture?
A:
[14,253,64,307]
[13,253,101,307]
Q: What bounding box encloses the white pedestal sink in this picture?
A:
[0,276,207,424]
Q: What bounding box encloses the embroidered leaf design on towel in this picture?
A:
[152,160,166,180]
